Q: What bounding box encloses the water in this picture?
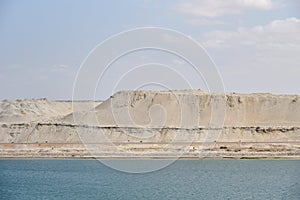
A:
[0,159,299,200]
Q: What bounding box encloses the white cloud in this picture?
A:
[174,0,277,18]
[203,17,300,48]
[202,18,300,94]
[186,18,225,26]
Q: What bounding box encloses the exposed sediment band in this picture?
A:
[1,90,300,158]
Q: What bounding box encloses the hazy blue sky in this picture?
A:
[1,0,299,100]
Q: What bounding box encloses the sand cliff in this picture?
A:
[1,90,300,158]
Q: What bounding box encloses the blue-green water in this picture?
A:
[0,160,299,200]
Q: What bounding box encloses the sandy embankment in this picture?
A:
[0,90,300,159]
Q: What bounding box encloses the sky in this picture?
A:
[0,0,300,100]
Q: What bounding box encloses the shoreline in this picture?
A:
[1,156,300,160]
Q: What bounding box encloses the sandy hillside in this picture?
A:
[66,90,300,127]
[0,99,101,123]
[1,90,300,158]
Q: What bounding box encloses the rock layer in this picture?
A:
[1,91,300,158]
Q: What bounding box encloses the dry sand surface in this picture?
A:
[0,90,300,159]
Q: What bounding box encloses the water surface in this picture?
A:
[0,159,299,199]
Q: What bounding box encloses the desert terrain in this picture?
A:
[1,90,300,159]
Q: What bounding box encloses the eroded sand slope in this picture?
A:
[1,90,300,158]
